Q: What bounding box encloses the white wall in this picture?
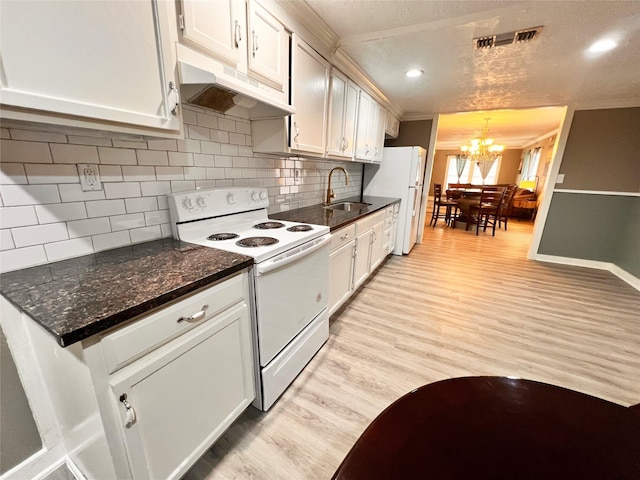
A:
[0,104,362,272]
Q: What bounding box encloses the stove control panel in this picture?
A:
[168,187,270,224]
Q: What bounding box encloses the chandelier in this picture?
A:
[459,118,505,162]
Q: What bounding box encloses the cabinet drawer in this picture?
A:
[100,272,248,374]
[331,224,356,250]
[355,210,384,234]
[385,205,394,217]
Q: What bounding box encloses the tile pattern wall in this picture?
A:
[0,104,362,272]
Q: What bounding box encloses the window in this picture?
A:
[445,155,500,188]
[520,147,541,182]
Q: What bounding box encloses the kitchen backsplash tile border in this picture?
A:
[0,105,361,272]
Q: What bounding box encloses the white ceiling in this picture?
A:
[303,0,640,147]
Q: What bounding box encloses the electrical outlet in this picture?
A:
[78,164,102,191]
[556,173,565,184]
[294,169,301,184]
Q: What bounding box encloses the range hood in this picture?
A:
[176,44,295,119]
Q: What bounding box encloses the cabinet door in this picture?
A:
[327,70,348,157]
[247,1,288,91]
[353,230,373,289]
[290,36,330,155]
[386,111,400,138]
[370,221,386,271]
[0,0,181,134]
[355,91,373,161]
[343,81,360,158]
[329,240,355,315]
[110,303,254,480]
[327,72,359,159]
[181,0,247,71]
[389,215,399,254]
[372,104,387,163]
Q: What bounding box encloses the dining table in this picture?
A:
[446,188,482,224]
[332,376,640,480]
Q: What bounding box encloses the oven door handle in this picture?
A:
[256,236,330,276]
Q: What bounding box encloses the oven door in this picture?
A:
[253,235,330,367]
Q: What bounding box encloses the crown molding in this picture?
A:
[574,99,640,111]
[270,0,403,119]
[330,49,403,119]
[401,113,435,122]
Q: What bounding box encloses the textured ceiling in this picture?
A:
[304,0,640,145]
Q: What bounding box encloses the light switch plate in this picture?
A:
[78,164,102,191]
[556,173,565,184]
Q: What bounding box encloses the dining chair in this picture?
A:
[466,186,506,236]
[498,184,518,230]
[429,184,458,227]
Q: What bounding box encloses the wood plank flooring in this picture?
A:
[184,220,640,480]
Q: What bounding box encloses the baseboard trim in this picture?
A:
[0,445,66,480]
[610,264,640,292]
[535,254,640,292]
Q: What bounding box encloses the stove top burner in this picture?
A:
[236,236,280,247]
[254,221,286,230]
[207,233,239,241]
[287,224,313,232]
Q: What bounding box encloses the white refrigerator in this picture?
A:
[363,146,427,255]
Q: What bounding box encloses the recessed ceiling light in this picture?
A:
[405,69,423,78]
[588,39,617,53]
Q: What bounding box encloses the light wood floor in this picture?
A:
[184,220,640,480]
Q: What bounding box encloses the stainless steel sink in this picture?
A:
[323,202,372,211]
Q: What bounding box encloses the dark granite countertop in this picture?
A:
[271,196,400,231]
[0,239,253,347]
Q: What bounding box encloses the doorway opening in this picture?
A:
[425,107,567,253]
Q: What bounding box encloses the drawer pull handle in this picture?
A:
[119,394,137,428]
[340,233,349,240]
[177,305,209,323]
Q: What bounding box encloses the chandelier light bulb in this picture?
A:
[458,118,504,163]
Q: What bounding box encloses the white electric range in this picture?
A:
[168,187,330,410]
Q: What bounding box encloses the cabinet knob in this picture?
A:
[234,20,242,48]
[252,31,259,56]
[177,305,209,323]
[168,81,179,116]
[119,394,137,428]
[293,122,300,143]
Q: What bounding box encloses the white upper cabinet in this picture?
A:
[355,91,376,161]
[327,69,359,159]
[247,1,289,92]
[290,35,330,155]
[0,0,181,136]
[372,104,387,163]
[180,0,247,72]
[355,92,387,163]
[386,111,400,138]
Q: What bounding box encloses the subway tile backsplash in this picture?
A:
[0,104,362,272]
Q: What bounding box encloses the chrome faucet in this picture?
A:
[326,167,350,205]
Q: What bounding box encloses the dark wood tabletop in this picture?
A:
[332,376,640,480]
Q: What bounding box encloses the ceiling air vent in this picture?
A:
[474,26,543,49]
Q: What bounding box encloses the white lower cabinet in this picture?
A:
[353,227,373,290]
[82,271,254,480]
[369,219,385,272]
[329,228,356,316]
[329,209,390,314]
